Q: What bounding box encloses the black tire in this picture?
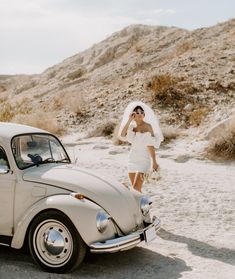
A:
[28,210,87,273]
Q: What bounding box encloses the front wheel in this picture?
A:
[28,210,87,273]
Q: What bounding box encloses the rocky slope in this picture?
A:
[0,19,234,135]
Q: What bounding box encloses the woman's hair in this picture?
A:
[133,105,144,112]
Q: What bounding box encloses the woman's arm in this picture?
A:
[147,146,159,171]
[120,113,135,137]
[146,123,159,171]
[146,123,154,136]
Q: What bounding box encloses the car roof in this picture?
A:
[0,122,49,140]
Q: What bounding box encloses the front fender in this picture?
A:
[11,194,117,249]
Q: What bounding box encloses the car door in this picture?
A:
[0,146,16,236]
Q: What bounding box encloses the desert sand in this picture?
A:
[0,134,234,279]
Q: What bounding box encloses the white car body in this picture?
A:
[0,122,160,273]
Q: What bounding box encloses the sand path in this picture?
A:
[0,137,234,278]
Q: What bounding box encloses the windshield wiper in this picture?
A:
[54,158,70,163]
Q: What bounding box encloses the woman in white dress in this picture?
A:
[118,101,163,192]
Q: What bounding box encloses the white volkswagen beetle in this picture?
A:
[0,122,160,273]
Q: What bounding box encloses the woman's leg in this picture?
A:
[134,172,144,192]
[128,173,136,186]
[129,172,144,192]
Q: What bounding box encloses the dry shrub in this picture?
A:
[88,121,117,138]
[47,70,56,79]
[147,74,197,110]
[12,112,66,135]
[52,95,64,110]
[176,41,193,56]
[206,120,235,160]
[134,44,143,53]
[66,68,84,80]
[187,108,210,126]
[15,80,37,94]
[147,74,180,108]
[112,123,127,145]
[161,126,181,144]
[146,74,209,127]
[64,91,87,116]
[0,96,8,103]
[15,97,32,115]
[0,98,32,122]
[0,85,7,93]
[51,91,87,115]
[147,74,180,94]
[0,102,14,121]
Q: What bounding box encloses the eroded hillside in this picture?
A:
[0,19,234,134]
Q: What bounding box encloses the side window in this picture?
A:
[0,147,9,170]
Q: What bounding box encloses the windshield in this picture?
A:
[11,133,71,170]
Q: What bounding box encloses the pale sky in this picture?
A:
[0,0,234,75]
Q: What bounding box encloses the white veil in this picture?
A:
[118,101,164,148]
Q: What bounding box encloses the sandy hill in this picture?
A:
[0,19,234,135]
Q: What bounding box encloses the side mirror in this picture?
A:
[0,167,10,175]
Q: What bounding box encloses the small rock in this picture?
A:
[206,115,235,140]
[174,155,191,163]
[184,104,194,111]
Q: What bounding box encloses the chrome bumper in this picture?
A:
[90,216,161,253]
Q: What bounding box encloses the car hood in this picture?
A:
[23,164,143,233]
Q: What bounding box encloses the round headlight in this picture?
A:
[140,196,151,216]
[96,211,110,233]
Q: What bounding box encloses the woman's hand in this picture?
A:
[153,161,160,171]
[120,112,135,137]
[128,112,136,121]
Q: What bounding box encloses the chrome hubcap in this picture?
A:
[33,220,73,267]
[44,229,65,255]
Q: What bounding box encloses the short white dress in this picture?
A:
[126,126,157,173]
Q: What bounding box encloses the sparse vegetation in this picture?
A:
[176,40,194,56]
[67,68,84,80]
[12,112,66,135]
[187,108,210,126]
[0,102,14,121]
[47,70,57,79]
[15,80,37,94]
[147,74,197,110]
[0,96,8,103]
[88,121,117,138]
[112,123,127,145]
[16,97,32,115]
[0,97,33,122]
[134,44,143,53]
[0,98,65,135]
[0,20,234,139]
[146,74,210,126]
[205,119,235,160]
[52,95,64,110]
[64,91,87,116]
[0,85,6,93]
[161,125,182,144]
[51,90,87,117]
